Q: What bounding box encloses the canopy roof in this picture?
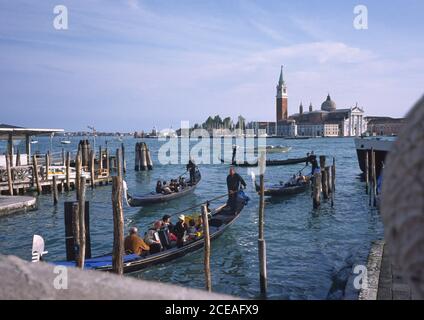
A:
[0,124,64,140]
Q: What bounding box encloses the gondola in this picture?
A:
[252,173,311,196]
[220,156,311,167]
[34,192,248,274]
[124,169,201,207]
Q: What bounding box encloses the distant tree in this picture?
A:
[222,117,233,129]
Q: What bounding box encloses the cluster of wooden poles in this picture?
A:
[255,154,337,297]
[364,148,378,207]
[70,146,214,286]
[312,155,336,209]
[2,141,129,201]
[134,142,153,171]
[71,147,125,269]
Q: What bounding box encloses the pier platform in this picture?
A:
[359,240,418,300]
[0,195,37,217]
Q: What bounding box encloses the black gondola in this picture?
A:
[252,173,311,197]
[220,156,311,167]
[46,193,248,274]
[124,169,201,207]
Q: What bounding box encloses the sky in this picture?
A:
[0,0,423,132]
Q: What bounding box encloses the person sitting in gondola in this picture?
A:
[179,176,186,189]
[144,221,162,254]
[156,180,162,194]
[171,179,180,192]
[124,227,150,256]
[161,181,173,194]
[187,219,198,240]
[288,174,298,186]
[174,215,187,248]
[161,214,178,242]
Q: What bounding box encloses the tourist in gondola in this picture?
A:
[161,181,172,194]
[186,159,197,184]
[155,180,162,194]
[187,219,198,240]
[226,167,247,211]
[174,215,187,248]
[161,214,174,233]
[124,227,150,256]
[179,176,186,188]
[144,221,162,254]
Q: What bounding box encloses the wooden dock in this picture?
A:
[0,195,37,217]
[0,145,119,195]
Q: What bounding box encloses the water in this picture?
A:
[0,136,383,299]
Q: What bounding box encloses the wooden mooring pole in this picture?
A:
[112,176,124,274]
[313,172,321,209]
[365,151,369,194]
[116,148,122,178]
[322,167,329,200]
[16,149,21,167]
[75,152,81,196]
[106,148,110,176]
[77,176,86,269]
[72,203,80,267]
[371,148,377,207]
[258,152,267,296]
[6,153,13,196]
[45,151,50,181]
[32,155,42,195]
[332,157,336,192]
[202,204,212,292]
[121,143,126,174]
[90,150,95,189]
[52,175,59,205]
[99,146,103,172]
[65,151,71,191]
[369,149,374,206]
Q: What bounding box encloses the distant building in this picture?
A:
[276,120,297,137]
[276,66,288,122]
[291,98,367,137]
[365,116,406,136]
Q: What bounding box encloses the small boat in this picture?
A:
[30,140,38,144]
[354,137,394,178]
[220,156,311,167]
[245,145,292,154]
[61,140,71,144]
[124,169,201,207]
[35,193,249,274]
[252,173,311,196]
[266,145,292,153]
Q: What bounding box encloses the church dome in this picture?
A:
[321,94,336,112]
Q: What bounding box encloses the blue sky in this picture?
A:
[1,0,423,131]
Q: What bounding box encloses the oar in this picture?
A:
[178,170,188,179]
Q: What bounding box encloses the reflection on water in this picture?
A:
[0,136,383,299]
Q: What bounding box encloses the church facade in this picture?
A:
[276,67,367,137]
[247,67,368,137]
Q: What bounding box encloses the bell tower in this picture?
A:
[276,65,288,121]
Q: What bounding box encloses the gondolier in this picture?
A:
[186,159,197,184]
[226,167,246,211]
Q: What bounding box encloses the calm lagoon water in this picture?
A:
[0,136,383,299]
